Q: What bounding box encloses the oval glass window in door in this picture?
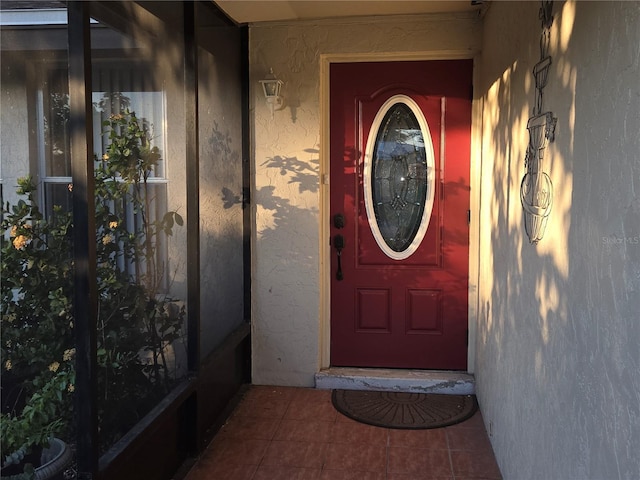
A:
[363,95,435,260]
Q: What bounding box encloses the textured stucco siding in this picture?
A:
[198,28,245,358]
[476,1,640,478]
[249,14,482,386]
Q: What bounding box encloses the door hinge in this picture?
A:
[467,210,471,225]
[466,329,469,347]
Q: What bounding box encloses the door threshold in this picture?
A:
[314,367,474,395]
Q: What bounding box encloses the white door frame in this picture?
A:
[318,51,482,373]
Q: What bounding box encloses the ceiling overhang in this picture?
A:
[215,1,483,24]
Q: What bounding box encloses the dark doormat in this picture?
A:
[332,389,478,429]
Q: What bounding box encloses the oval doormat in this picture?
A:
[332,389,478,429]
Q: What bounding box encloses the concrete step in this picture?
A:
[315,367,475,395]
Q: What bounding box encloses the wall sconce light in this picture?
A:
[259,68,284,118]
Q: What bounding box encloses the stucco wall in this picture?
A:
[197,26,245,358]
[476,1,640,478]
[249,13,482,386]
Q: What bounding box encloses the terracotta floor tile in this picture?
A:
[261,440,328,469]
[446,427,493,452]
[181,387,503,480]
[219,414,280,440]
[388,428,448,449]
[252,465,322,480]
[274,419,335,443]
[184,462,257,480]
[330,419,389,446]
[319,469,386,480]
[285,397,339,422]
[234,386,297,416]
[245,385,300,402]
[386,474,453,480]
[294,387,334,402]
[233,395,291,419]
[206,437,270,466]
[387,447,452,476]
[450,450,502,479]
[335,410,358,423]
[448,411,486,430]
[323,442,387,472]
[197,432,229,459]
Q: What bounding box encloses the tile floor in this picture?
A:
[184,386,502,480]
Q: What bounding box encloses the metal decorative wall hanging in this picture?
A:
[520,0,557,244]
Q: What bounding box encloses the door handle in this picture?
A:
[334,234,345,281]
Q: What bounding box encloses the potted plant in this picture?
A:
[1,110,185,478]
[1,174,76,479]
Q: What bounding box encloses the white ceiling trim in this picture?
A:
[215,0,482,25]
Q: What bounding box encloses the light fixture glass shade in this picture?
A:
[260,69,283,97]
[259,69,283,118]
[261,79,281,97]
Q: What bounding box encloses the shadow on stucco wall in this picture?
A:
[255,149,319,262]
[261,150,320,195]
[476,1,640,478]
[199,118,244,358]
[251,147,320,384]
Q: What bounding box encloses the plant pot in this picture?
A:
[1,439,72,480]
[35,438,72,480]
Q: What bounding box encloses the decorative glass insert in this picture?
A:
[363,95,435,260]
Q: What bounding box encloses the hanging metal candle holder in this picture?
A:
[521,113,555,243]
[520,0,557,244]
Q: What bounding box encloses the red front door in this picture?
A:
[330,60,472,370]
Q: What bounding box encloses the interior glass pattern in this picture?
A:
[371,103,428,252]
